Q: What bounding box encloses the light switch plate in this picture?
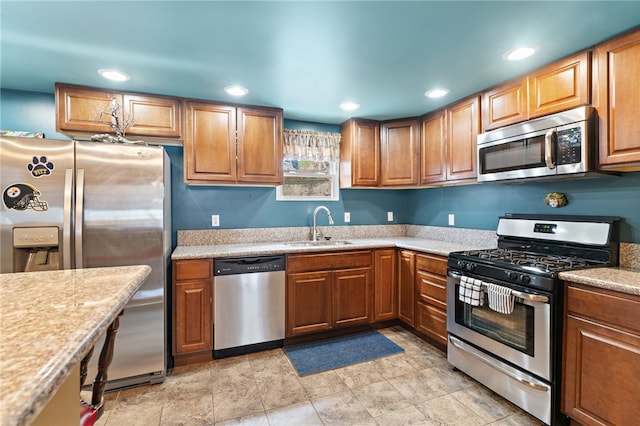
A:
[387,211,394,222]
[448,214,455,226]
[344,212,351,223]
[212,214,220,227]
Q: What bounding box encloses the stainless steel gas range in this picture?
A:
[446,214,620,425]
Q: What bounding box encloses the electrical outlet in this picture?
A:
[387,211,394,222]
[212,214,220,227]
[344,212,351,223]
[448,214,455,226]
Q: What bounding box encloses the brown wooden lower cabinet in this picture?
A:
[415,253,448,348]
[286,250,374,337]
[374,249,397,321]
[562,282,640,426]
[397,250,416,326]
[332,267,372,327]
[172,259,213,365]
[286,271,332,335]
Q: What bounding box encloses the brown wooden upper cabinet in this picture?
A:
[420,110,447,184]
[595,28,640,171]
[482,51,590,131]
[482,77,529,131]
[340,117,419,188]
[528,51,590,119]
[340,118,381,187]
[183,101,283,185]
[55,83,182,143]
[420,96,479,185]
[380,118,420,186]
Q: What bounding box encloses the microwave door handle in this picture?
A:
[545,129,556,169]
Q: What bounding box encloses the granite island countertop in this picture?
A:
[170,236,489,260]
[0,265,151,426]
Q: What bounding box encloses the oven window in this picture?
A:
[456,293,535,356]
[480,135,546,173]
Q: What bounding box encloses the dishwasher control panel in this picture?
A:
[214,255,286,276]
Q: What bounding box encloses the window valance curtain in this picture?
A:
[283,129,341,162]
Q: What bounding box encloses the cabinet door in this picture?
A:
[397,250,415,326]
[482,78,529,130]
[183,101,236,183]
[596,29,640,169]
[287,271,332,336]
[381,119,419,186]
[528,51,590,119]
[123,94,182,138]
[446,95,479,181]
[563,315,640,426]
[332,267,372,327]
[56,84,121,134]
[237,107,283,184]
[173,280,212,355]
[340,119,380,187]
[420,110,447,184]
[374,249,397,321]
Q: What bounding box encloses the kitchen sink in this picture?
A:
[285,240,352,247]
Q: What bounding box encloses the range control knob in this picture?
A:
[520,275,531,285]
[457,261,465,269]
[507,271,518,281]
[465,263,475,272]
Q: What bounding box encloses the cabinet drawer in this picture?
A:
[416,271,446,308]
[287,250,372,273]
[174,259,212,281]
[566,283,640,333]
[416,302,447,346]
[416,253,447,275]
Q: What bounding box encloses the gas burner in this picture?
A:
[460,248,599,273]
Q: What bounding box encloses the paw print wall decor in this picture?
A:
[544,192,568,208]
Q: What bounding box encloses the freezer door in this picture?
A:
[75,141,168,387]
[0,137,74,273]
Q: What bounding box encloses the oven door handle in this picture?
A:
[511,290,549,304]
[448,271,549,304]
[449,335,550,392]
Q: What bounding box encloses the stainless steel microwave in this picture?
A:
[477,106,596,182]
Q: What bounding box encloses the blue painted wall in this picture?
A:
[3,88,639,243]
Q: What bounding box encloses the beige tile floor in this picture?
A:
[93,327,544,425]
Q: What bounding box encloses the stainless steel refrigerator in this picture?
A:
[0,136,170,390]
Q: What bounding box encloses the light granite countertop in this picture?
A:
[170,236,487,260]
[559,267,640,296]
[0,265,151,426]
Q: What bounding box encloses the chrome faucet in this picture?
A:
[312,206,335,241]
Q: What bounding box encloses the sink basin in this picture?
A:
[285,240,352,247]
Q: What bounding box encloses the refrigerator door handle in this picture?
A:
[62,168,73,270]
[75,168,85,269]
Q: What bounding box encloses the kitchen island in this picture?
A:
[0,265,151,426]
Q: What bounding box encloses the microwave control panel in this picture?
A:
[556,127,582,165]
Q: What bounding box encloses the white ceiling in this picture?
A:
[1,1,638,124]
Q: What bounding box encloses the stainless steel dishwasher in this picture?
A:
[213,255,285,358]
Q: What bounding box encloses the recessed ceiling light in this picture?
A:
[339,102,360,111]
[97,69,130,81]
[503,45,540,61]
[425,88,449,99]
[224,85,249,96]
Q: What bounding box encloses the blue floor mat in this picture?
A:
[284,330,404,376]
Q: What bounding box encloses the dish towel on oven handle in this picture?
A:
[459,276,484,306]
[485,282,515,314]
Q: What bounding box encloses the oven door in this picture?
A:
[446,270,552,381]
